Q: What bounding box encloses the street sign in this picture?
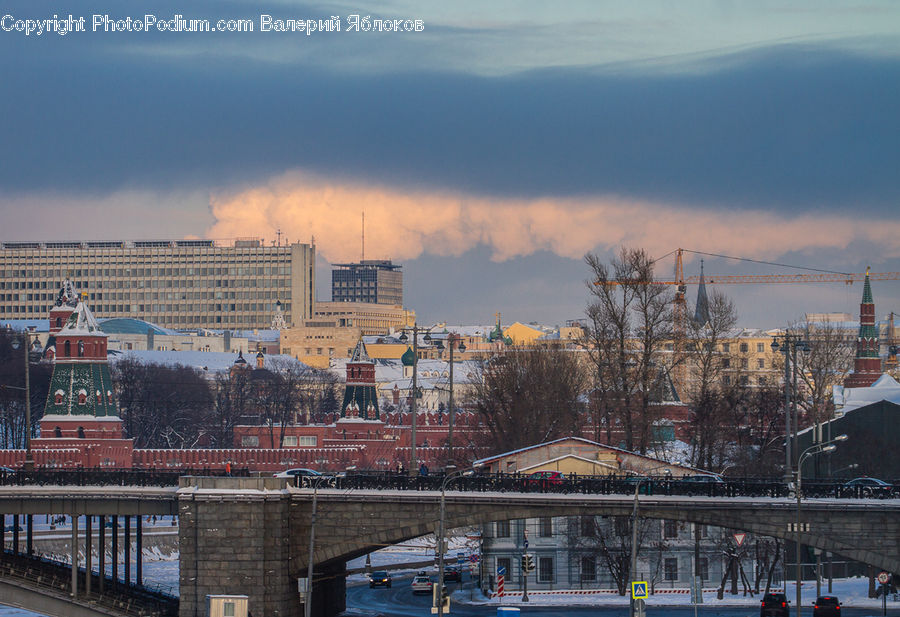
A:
[457,551,465,565]
[632,581,649,599]
[634,598,646,617]
[469,554,478,563]
[878,571,891,584]
[733,532,746,546]
[523,539,529,549]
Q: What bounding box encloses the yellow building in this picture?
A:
[280,319,362,368]
[502,322,547,346]
[313,301,414,336]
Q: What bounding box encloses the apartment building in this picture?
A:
[0,239,315,330]
[331,260,402,305]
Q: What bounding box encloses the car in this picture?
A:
[760,592,790,617]
[681,474,724,483]
[443,566,462,583]
[411,575,433,595]
[368,571,392,588]
[273,468,322,479]
[842,477,892,497]
[813,595,841,617]
[527,470,568,490]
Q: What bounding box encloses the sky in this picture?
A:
[1,1,899,328]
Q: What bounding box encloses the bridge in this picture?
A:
[1,476,899,617]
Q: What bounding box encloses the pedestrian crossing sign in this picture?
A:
[632,581,649,599]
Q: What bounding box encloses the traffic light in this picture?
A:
[441,584,450,609]
[521,553,535,573]
[433,583,450,611]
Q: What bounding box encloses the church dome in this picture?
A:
[401,346,416,367]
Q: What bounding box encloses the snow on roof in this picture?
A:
[109,349,309,374]
[59,302,105,337]
[832,374,900,413]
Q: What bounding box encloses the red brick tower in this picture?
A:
[843,269,883,388]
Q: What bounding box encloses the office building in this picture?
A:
[0,239,315,330]
[331,260,402,305]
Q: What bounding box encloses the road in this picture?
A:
[344,574,899,617]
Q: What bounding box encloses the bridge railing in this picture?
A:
[299,472,898,499]
[0,467,249,487]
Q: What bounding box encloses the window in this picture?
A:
[496,520,510,537]
[740,358,748,369]
[757,358,765,369]
[77,426,85,439]
[539,517,552,538]
[299,436,317,447]
[699,557,709,581]
[77,390,87,405]
[664,558,678,581]
[241,435,259,447]
[538,557,554,583]
[580,556,596,582]
[664,520,678,539]
[740,342,748,353]
[740,375,749,385]
[721,358,730,368]
[223,601,235,617]
[580,516,595,537]
[282,436,298,447]
[721,343,730,352]
[54,426,62,438]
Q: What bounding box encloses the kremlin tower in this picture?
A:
[340,340,380,421]
[843,269,883,388]
[31,280,133,467]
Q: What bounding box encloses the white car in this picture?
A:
[273,468,322,479]
[411,575,433,595]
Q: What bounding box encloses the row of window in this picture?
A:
[496,555,709,584]
[496,519,708,540]
[240,435,318,447]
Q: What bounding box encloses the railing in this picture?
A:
[299,472,900,500]
[0,468,249,487]
[0,468,894,500]
[0,550,178,616]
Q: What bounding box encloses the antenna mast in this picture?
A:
[361,211,365,261]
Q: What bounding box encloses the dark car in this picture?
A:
[368,571,392,588]
[842,477,892,498]
[813,595,841,617]
[761,592,790,617]
[443,566,462,583]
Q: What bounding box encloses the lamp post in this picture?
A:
[794,434,847,617]
[436,468,472,617]
[9,331,37,471]
[303,474,331,617]
[628,467,671,617]
[399,324,435,473]
[771,334,810,485]
[434,333,466,461]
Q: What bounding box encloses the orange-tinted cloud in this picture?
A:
[206,171,900,264]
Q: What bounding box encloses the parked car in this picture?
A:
[443,566,462,583]
[368,571,392,588]
[842,477,892,497]
[273,468,322,479]
[527,470,567,490]
[760,592,790,617]
[411,575,433,595]
[813,595,841,617]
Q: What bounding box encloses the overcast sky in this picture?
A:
[2,1,899,328]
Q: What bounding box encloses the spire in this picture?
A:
[350,338,372,363]
[693,259,710,326]
[862,266,873,304]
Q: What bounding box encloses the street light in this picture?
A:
[771,334,810,485]
[9,331,38,471]
[398,324,436,473]
[627,467,671,617]
[436,468,473,617]
[303,474,332,617]
[434,333,466,461]
[793,434,847,617]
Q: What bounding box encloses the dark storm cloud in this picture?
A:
[0,17,898,213]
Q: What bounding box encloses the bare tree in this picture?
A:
[211,369,252,448]
[684,291,740,469]
[792,318,854,428]
[0,330,50,448]
[584,247,674,453]
[468,348,585,453]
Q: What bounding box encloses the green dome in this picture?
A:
[401,346,416,366]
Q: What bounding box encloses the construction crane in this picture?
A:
[597,248,900,288]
